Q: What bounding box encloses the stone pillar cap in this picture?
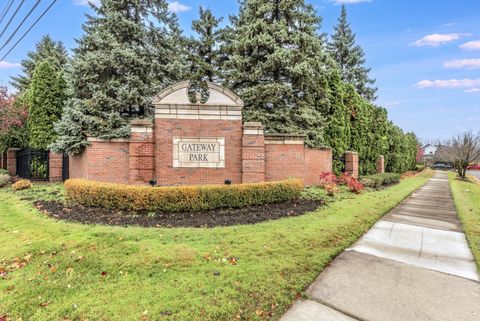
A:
[131,118,154,127]
[243,122,263,128]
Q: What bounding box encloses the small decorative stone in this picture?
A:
[195,92,202,104]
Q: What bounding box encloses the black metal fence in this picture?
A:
[16,148,49,181]
[62,153,69,181]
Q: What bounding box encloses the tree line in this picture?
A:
[0,0,418,175]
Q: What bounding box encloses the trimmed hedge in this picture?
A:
[12,179,32,191]
[360,173,401,189]
[65,179,304,212]
[0,174,9,187]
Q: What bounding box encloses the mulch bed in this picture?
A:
[33,199,323,228]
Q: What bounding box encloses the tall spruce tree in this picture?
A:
[51,0,184,154]
[10,35,68,93]
[328,5,377,102]
[27,61,66,150]
[227,0,328,146]
[188,7,225,83]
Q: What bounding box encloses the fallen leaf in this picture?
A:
[39,301,51,307]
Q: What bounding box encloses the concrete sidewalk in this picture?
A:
[281,172,480,321]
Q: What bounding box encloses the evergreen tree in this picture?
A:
[51,0,184,154]
[227,0,328,146]
[323,68,351,174]
[27,61,65,150]
[384,124,418,173]
[10,35,68,93]
[188,7,225,83]
[328,5,377,102]
[363,105,388,174]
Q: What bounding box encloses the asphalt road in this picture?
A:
[467,171,480,179]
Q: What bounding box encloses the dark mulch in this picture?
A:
[33,199,323,228]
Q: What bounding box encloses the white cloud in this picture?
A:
[0,61,20,69]
[332,0,372,3]
[168,1,191,13]
[443,59,480,69]
[442,22,456,27]
[465,88,480,93]
[416,78,480,89]
[460,40,480,51]
[73,0,100,6]
[411,33,467,47]
[381,100,400,107]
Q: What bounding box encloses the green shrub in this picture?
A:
[360,173,400,188]
[416,164,426,172]
[12,179,32,191]
[0,169,8,175]
[0,174,10,187]
[65,179,304,212]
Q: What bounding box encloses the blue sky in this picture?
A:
[0,0,479,142]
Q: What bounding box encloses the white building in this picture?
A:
[423,144,438,156]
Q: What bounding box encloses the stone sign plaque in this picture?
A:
[173,137,225,168]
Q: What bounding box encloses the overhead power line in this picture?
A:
[0,0,15,26]
[0,0,42,52]
[0,0,26,40]
[1,0,58,61]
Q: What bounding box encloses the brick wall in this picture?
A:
[69,151,87,179]
[6,149,18,176]
[304,148,333,186]
[155,118,243,185]
[70,139,130,183]
[345,151,359,178]
[264,135,306,182]
[129,120,155,184]
[49,152,63,182]
[376,155,385,174]
[242,122,265,183]
[68,129,334,187]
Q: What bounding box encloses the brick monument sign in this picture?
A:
[67,81,333,186]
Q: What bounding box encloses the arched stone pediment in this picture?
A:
[153,81,244,107]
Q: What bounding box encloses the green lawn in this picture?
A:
[449,173,480,270]
[0,172,432,321]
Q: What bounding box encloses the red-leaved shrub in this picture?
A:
[338,173,364,194]
[319,172,337,187]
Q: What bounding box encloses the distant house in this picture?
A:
[423,144,438,156]
[421,144,438,165]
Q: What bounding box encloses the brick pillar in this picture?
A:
[49,152,63,182]
[6,148,20,176]
[345,151,359,179]
[129,119,155,185]
[376,155,385,174]
[242,122,265,183]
